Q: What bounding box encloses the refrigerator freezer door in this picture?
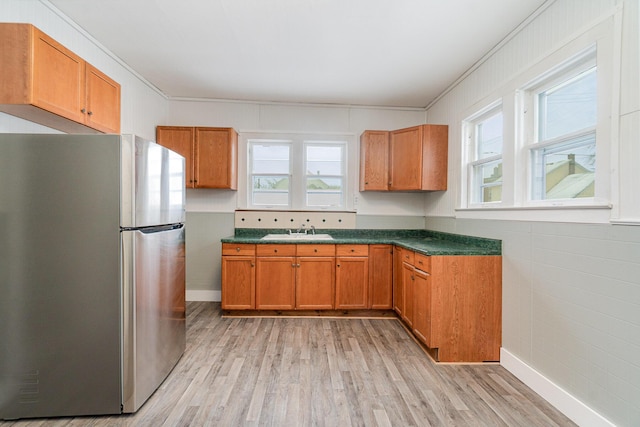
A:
[121,225,186,413]
[0,134,122,419]
[120,135,185,228]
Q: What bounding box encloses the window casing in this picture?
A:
[246,134,349,210]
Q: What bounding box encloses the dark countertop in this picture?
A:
[221,229,501,256]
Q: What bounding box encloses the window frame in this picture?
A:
[462,101,504,208]
[241,132,353,211]
[515,43,609,208]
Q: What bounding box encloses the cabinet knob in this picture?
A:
[274,249,278,253]
[337,264,341,267]
[81,108,86,113]
[314,249,318,252]
[351,249,355,252]
[251,262,255,267]
[87,111,93,116]
[236,247,241,252]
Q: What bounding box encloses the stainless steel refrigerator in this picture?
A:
[0,134,186,419]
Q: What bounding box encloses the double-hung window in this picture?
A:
[246,135,348,210]
[525,47,597,202]
[249,141,292,207]
[464,103,503,205]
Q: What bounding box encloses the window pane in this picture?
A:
[306,145,343,175]
[538,68,597,140]
[306,177,343,208]
[476,112,503,160]
[252,144,290,174]
[252,176,289,206]
[532,134,595,200]
[473,161,502,203]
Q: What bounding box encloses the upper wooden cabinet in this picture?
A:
[0,23,121,134]
[390,125,448,191]
[359,124,448,191]
[156,126,238,189]
[359,130,390,191]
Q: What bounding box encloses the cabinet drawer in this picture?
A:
[222,243,255,256]
[414,252,430,272]
[336,244,369,256]
[296,244,336,256]
[256,244,296,256]
[402,249,415,264]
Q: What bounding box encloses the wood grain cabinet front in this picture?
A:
[0,23,121,134]
[359,125,448,192]
[335,245,369,309]
[156,126,238,189]
[221,244,256,310]
[368,245,393,309]
[395,251,502,363]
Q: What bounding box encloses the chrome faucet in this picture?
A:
[310,225,316,235]
[296,224,307,234]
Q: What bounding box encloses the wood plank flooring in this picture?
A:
[1,302,576,426]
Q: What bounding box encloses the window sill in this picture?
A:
[455,203,612,223]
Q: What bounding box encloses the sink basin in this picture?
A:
[261,233,334,241]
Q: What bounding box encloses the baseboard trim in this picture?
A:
[186,290,221,302]
[500,348,615,427]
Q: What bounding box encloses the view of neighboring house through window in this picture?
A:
[527,49,597,201]
[465,104,503,205]
[248,137,347,210]
[249,141,292,207]
[305,143,345,208]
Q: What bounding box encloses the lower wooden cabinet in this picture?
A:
[369,245,393,309]
[335,245,369,309]
[296,245,335,310]
[255,244,297,309]
[221,244,255,310]
[394,248,502,363]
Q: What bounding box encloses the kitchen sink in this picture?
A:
[261,233,334,241]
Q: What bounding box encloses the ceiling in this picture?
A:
[49,0,548,108]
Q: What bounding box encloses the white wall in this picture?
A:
[424,1,640,426]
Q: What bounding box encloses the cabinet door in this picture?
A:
[412,269,431,346]
[401,262,415,327]
[420,125,448,190]
[389,126,423,190]
[156,127,195,188]
[359,130,389,191]
[296,257,335,309]
[32,27,85,124]
[335,256,369,309]
[85,63,121,133]
[195,127,238,189]
[392,246,404,316]
[255,257,296,309]
[369,245,393,309]
[221,256,255,309]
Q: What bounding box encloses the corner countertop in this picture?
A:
[221,229,501,256]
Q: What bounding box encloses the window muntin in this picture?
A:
[529,61,597,201]
[466,106,503,205]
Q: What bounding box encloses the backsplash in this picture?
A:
[234,210,356,229]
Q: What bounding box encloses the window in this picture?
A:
[525,47,597,202]
[246,134,348,210]
[464,103,503,205]
[305,143,345,208]
[249,141,291,207]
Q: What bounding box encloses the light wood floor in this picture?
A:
[1,302,576,426]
